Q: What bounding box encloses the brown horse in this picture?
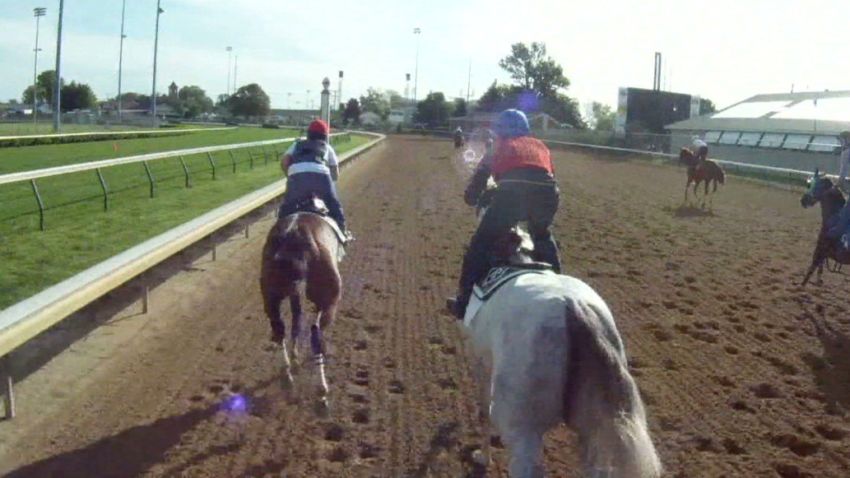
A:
[260,209,344,411]
[800,170,850,285]
[678,147,726,208]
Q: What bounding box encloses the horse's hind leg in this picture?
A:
[289,294,304,366]
[263,293,294,387]
[502,429,545,478]
[310,319,330,414]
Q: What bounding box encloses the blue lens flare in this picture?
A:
[517,90,539,112]
[221,393,248,413]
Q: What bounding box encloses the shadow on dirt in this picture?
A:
[666,205,716,218]
[804,314,850,415]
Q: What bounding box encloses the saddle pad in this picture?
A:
[292,212,348,253]
[464,267,556,327]
[473,266,552,301]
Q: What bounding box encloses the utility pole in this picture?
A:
[466,59,472,105]
[32,7,46,126]
[226,46,232,95]
[118,0,126,121]
[413,27,421,103]
[337,70,343,111]
[53,0,65,132]
[151,0,164,126]
[233,55,238,92]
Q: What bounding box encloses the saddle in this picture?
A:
[473,263,553,301]
[285,197,349,245]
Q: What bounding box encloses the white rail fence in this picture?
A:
[0,126,236,142]
[0,133,315,186]
[541,139,828,183]
[0,132,385,419]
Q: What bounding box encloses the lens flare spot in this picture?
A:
[221,393,248,414]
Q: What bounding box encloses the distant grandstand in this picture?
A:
[667,90,850,173]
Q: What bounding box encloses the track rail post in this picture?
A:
[2,355,15,420]
[30,179,45,231]
[211,235,217,261]
[142,161,156,198]
[179,156,191,188]
[229,150,237,173]
[261,146,269,165]
[248,151,254,170]
[207,152,217,180]
[96,168,109,211]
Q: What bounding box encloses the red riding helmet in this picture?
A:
[307,119,330,137]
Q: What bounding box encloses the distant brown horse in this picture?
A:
[800,170,850,285]
[261,208,344,411]
[678,147,726,208]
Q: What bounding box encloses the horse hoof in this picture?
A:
[315,398,330,417]
[281,373,294,390]
[472,449,490,466]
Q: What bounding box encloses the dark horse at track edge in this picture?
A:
[678,147,725,208]
[800,169,850,285]
[261,208,344,412]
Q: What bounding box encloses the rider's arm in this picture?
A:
[327,145,340,181]
[280,142,297,175]
[464,164,491,206]
[839,148,850,187]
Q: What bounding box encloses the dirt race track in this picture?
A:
[1,136,849,477]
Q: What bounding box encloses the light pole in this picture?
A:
[32,7,46,126]
[413,27,421,104]
[321,77,331,125]
[306,90,310,110]
[118,0,126,121]
[151,0,164,125]
[53,0,64,132]
[225,46,232,95]
[233,55,238,91]
[287,92,292,109]
[337,70,343,112]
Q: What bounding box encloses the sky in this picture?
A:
[1,0,847,112]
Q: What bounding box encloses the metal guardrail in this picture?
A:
[0,131,384,419]
[0,126,235,142]
[0,134,322,186]
[541,139,827,183]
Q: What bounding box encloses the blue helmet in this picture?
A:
[494,109,530,138]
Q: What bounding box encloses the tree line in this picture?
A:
[20,70,272,119]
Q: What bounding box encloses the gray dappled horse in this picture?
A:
[457,193,662,477]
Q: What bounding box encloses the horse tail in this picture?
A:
[276,224,319,282]
[563,301,662,478]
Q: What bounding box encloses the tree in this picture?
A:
[178,85,213,118]
[498,42,569,96]
[414,92,451,127]
[342,98,361,125]
[226,83,270,118]
[453,98,467,117]
[387,90,408,109]
[359,88,390,120]
[60,81,97,111]
[700,98,716,115]
[476,43,584,127]
[22,70,62,106]
[590,101,616,131]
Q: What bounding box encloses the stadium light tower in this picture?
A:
[151,0,164,125]
[52,0,65,132]
[413,27,421,104]
[32,7,46,126]
[225,46,233,95]
[118,0,127,121]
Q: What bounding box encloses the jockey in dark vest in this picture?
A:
[277,119,350,238]
[449,109,562,318]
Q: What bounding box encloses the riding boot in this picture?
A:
[449,245,489,319]
[533,236,562,273]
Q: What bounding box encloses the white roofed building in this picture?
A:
[666,90,850,173]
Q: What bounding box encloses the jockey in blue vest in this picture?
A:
[277,119,349,237]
